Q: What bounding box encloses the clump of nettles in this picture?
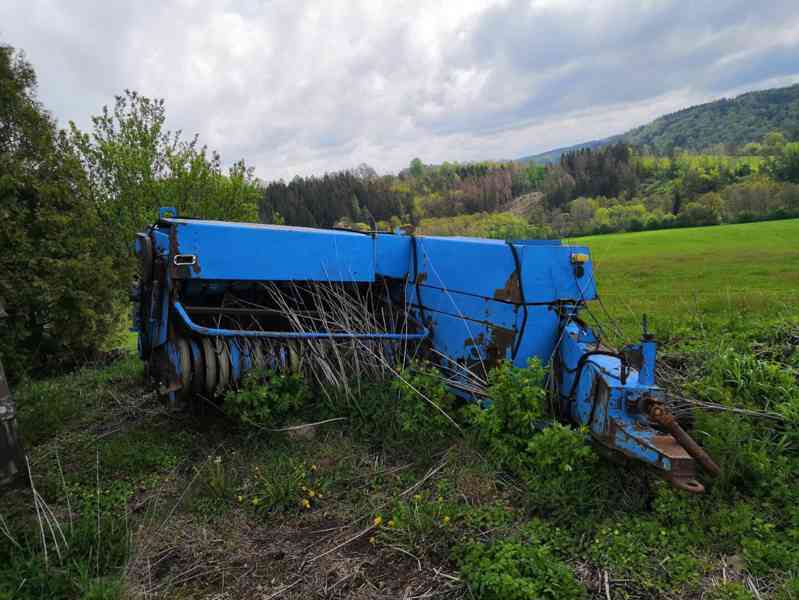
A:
[465,358,599,514]
[457,538,585,600]
[391,361,458,443]
[347,360,458,448]
[224,368,311,427]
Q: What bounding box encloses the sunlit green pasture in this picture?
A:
[568,219,799,337]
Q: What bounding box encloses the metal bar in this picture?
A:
[174,301,429,341]
[184,306,319,317]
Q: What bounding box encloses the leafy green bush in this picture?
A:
[464,359,604,514]
[390,361,459,443]
[457,539,585,600]
[0,46,118,379]
[741,517,799,576]
[588,517,701,591]
[346,360,458,449]
[705,582,754,600]
[224,368,310,427]
[465,358,547,468]
[523,423,601,513]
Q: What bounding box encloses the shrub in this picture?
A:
[0,46,118,379]
[347,360,459,449]
[457,539,585,600]
[390,362,459,443]
[705,582,754,600]
[588,517,701,591]
[224,368,310,427]
[464,359,603,514]
[522,423,601,514]
[465,358,547,468]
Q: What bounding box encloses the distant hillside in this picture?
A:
[518,83,799,161]
[517,137,617,164]
[624,84,799,153]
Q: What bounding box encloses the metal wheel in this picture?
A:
[216,338,231,395]
[201,337,217,396]
[175,338,192,404]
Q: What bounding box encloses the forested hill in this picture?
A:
[520,83,799,162]
[517,137,617,165]
[624,84,799,153]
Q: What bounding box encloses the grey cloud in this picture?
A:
[1,0,798,180]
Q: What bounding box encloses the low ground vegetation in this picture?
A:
[2,306,798,599]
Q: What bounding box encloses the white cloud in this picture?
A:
[2,0,798,180]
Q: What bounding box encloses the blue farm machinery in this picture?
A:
[132,208,720,492]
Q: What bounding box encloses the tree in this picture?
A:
[762,131,787,157]
[0,45,116,378]
[767,142,799,183]
[409,157,424,178]
[567,197,596,233]
[68,90,260,311]
[350,163,377,180]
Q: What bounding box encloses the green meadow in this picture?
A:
[570,219,799,338]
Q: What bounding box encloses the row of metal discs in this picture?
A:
[172,336,298,403]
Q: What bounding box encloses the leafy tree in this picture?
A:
[762,131,787,157]
[0,45,116,378]
[409,157,424,178]
[767,142,799,183]
[68,90,260,311]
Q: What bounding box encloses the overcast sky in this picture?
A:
[3,1,799,180]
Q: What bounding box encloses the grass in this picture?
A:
[568,218,799,338]
[1,219,798,599]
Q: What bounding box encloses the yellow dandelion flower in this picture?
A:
[369,536,376,544]
[308,490,316,497]
[301,498,311,509]
[442,516,450,525]
[373,515,383,527]
[387,519,396,528]
[251,497,261,506]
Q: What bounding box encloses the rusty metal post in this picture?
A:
[649,403,721,477]
[0,301,24,486]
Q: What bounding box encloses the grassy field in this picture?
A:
[569,219,799,338]
[1,220,798,599]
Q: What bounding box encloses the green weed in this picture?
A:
[456,538,585,600]
[705,582,754,600]
[224,367,311,427]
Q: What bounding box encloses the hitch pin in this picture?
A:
[649,403,721,477]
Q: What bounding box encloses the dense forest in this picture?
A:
[258,159,545,229]
[520,83,799,164]
[258,138,799,240]
[623,84,799,154]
